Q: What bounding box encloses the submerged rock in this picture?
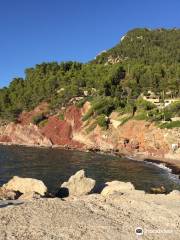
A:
[101,181,135,196]
[58,169,95,197]
[3,176,47,196]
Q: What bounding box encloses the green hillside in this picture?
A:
[94,28,180,64]
[0,28,180,124]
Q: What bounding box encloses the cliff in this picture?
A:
[0,102,180,166]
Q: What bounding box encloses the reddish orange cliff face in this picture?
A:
[18,102,49,125]
[0,102,180,161]
[39,105,84,148]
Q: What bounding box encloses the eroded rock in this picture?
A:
[167,190,180,197]
[0,187,21,200]
[3,176,47,196]
[59,169,95,197]
[101,181,135,196]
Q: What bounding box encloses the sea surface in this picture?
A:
[0,145,180,193]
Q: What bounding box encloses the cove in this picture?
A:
[0,145,180,193]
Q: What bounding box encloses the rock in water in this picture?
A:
[101,181,135,196]
[3,176,47,196]
[59,169,95,197]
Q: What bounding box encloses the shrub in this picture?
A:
[96,114,109,129]
[86,122,97,134]
[160,121,180,129]
[39,119,48,127]
[136,97,156,111]
[164,101,180,118]
[91,97,118,116]
[82,108,94,121]
[32,113,46,125]
[134,112,148,120]
[148,109,163,121]
[75,98,86,108]
[58,113,64,120]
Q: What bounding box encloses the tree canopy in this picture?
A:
[0,28,180,122]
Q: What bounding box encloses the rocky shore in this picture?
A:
[0,171,180,240]
[0,102,180,175]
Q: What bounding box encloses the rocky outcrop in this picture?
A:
[59,170,96,197]
[0,188,180,240]
[65,105,82,131]
[101,181,135,196]
[40,116,83,148]
[40,116,73,145]
[167,190,180,198]
[18,102,49,125]
[0,123,52,146]
[3,176,47,196]
[0,102,180,164]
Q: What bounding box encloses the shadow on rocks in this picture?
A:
[55,187,69,198]
[90,182,108,194]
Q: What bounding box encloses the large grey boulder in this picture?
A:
[3,176,47,196]
[101,181,135,196]
[60,170,95,197]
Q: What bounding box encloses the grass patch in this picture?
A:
[86,122,97,134]
[134,112,148,120]
[159,121,180,129]
[82,108,94,121]
[96,114,109,129]
[58,113,64,120]
[120,116,133,125]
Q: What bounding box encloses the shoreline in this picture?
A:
[0,141,180,179]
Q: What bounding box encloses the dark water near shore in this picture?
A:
[0,145,180,193]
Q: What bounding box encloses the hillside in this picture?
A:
[94,28,180,64]
[0,28,180,128]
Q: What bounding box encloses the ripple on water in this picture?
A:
[0,145,180,193]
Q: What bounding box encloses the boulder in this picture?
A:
[150,186,166,194]
[3,176,47,196]
[101,181,135,196]
[167,190,180,197]
[59,170,95,197]
[18,192,41,200]
[0,187,21,200]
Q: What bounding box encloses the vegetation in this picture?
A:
[96,114,109,129]
[159,121,180,129]
[32,113,46,125]
[0,28,180,129]
[58,113,65,121]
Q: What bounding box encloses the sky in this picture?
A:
[0,0,180,88]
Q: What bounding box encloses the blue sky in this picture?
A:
[0,0,180,87]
